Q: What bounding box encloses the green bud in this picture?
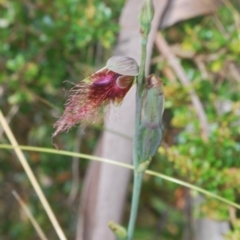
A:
[137,158,151,173]
[139,0,154,36]
[108,221,127,240]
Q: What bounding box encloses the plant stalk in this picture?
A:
[127,37,148,240]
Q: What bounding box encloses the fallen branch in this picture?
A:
[155,32,209,140]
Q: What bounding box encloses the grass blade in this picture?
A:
[0,143,240,210]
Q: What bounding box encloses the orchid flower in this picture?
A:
[53,56,139,137]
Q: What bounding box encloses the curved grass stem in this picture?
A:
[1,144,240,210]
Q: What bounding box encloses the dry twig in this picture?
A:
[155,32,209,140]
[12,190,48,240]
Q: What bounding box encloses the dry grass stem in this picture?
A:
[12,190,49,240]
[0,110,67,240]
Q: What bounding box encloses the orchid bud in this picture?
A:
[137,158,151,173]
[108,221,127,239]
[139,0,154,36]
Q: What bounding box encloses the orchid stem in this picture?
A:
[127,36,148,240]
[127,1,154,238]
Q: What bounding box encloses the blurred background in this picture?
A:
[0,0,240,239]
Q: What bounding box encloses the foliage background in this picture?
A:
[0,0,240,239]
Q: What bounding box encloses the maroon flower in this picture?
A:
[53,56,139,137]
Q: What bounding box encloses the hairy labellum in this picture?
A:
[53,56,138,137]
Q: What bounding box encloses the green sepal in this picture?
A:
[137,126,163,162]
[143,79,164,127]
[137,75,165,162]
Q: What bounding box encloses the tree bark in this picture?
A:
[193,218,230,240]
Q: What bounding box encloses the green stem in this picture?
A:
[127,173,143,240]
[127,37,147,240]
